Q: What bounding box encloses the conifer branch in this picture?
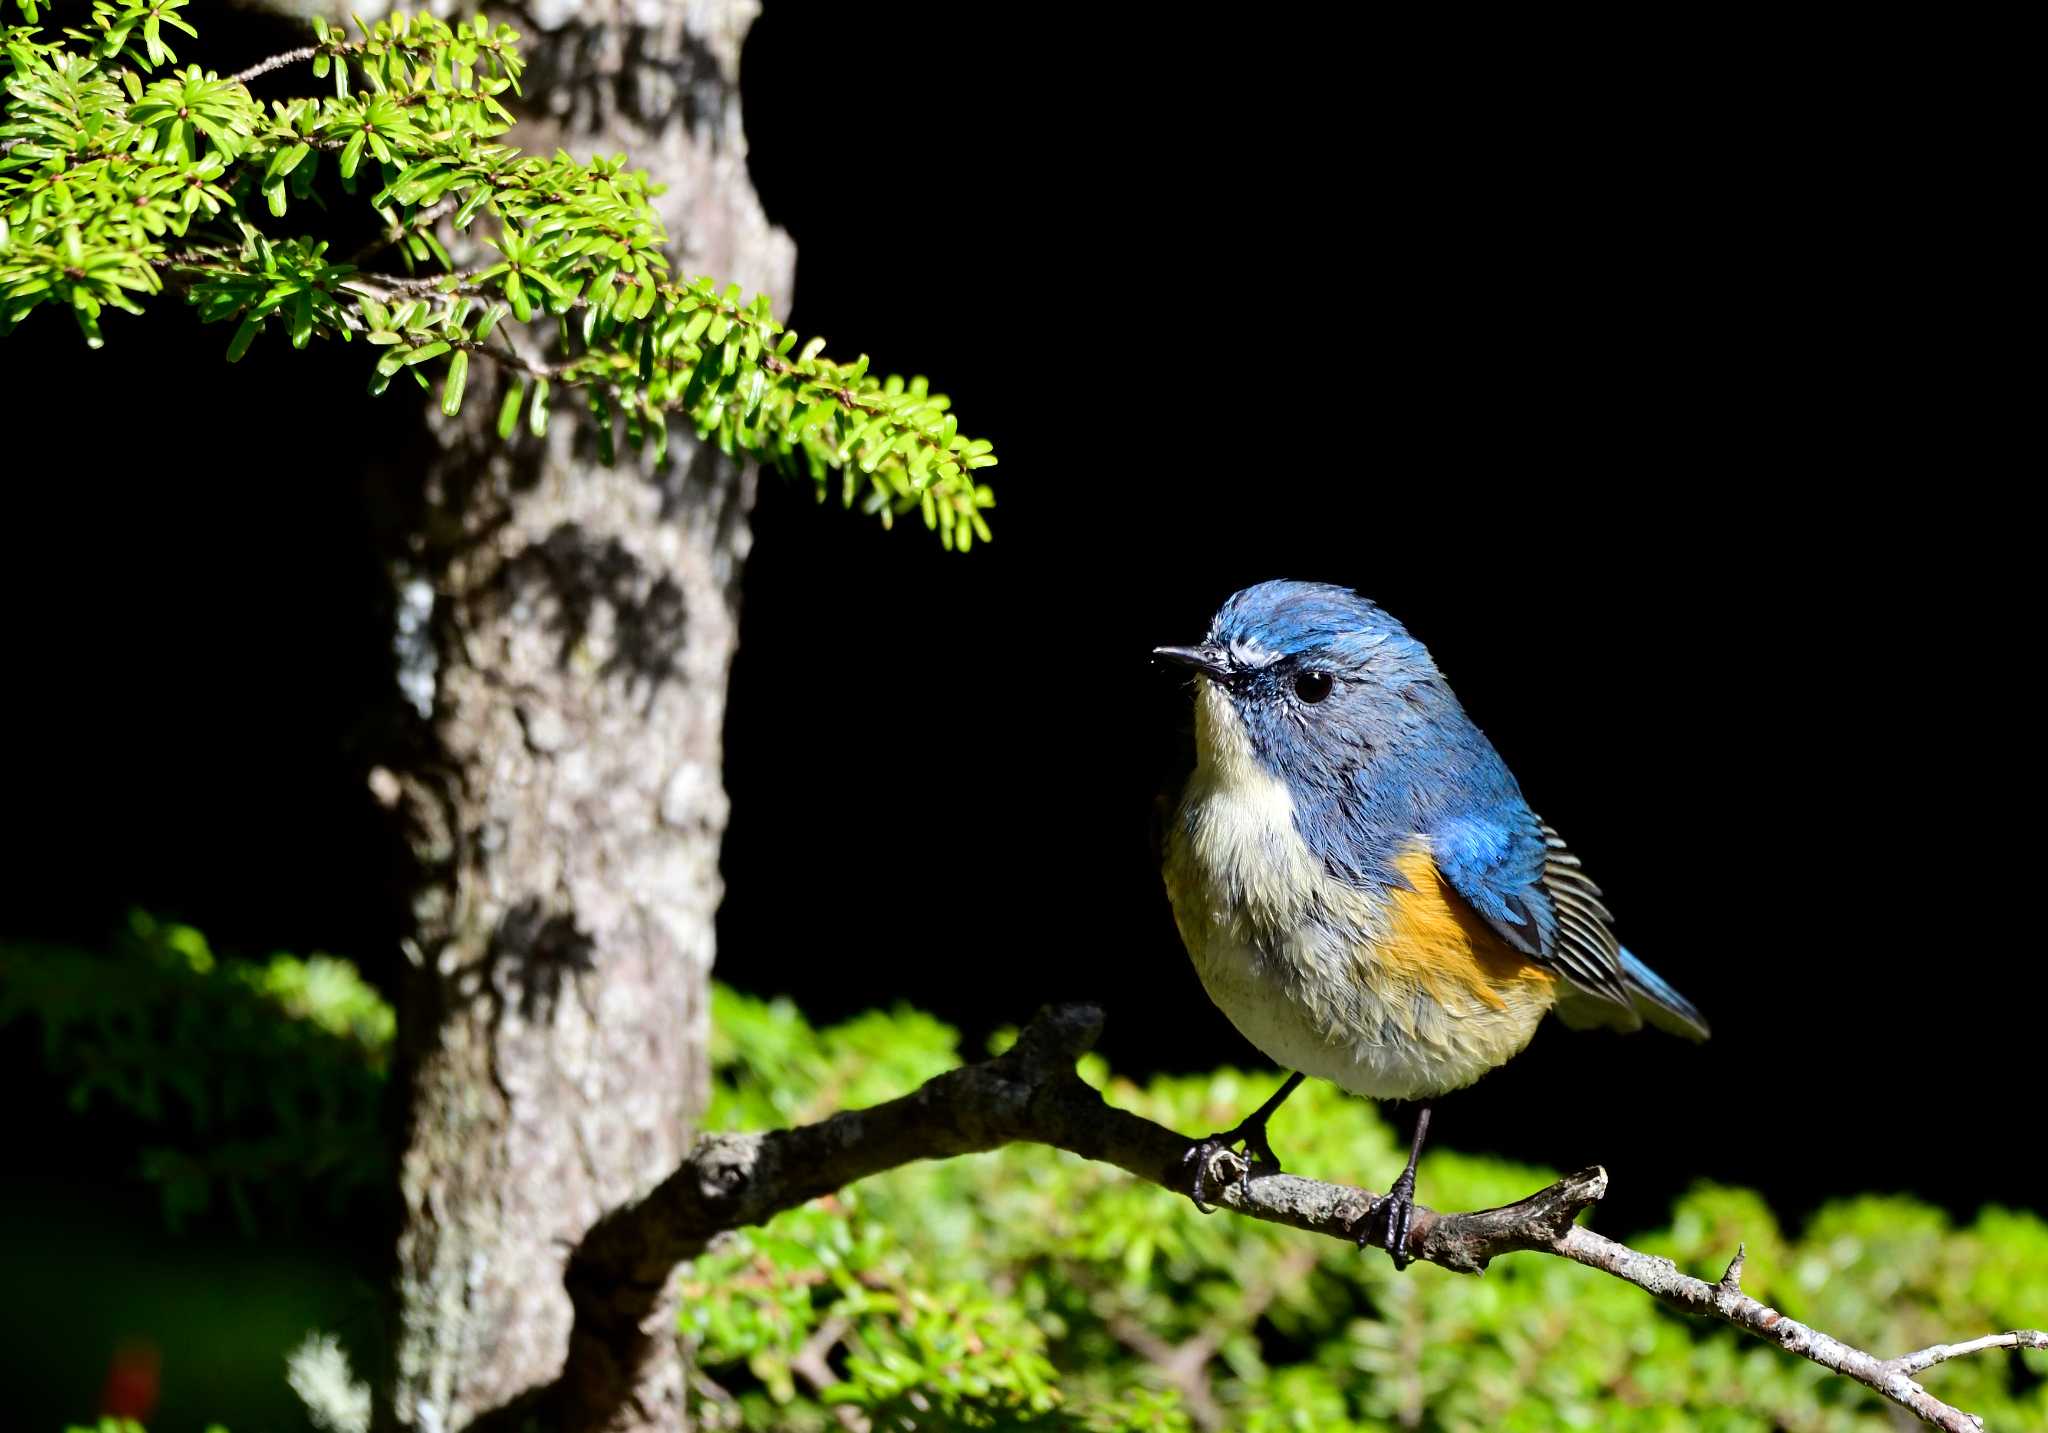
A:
[0,1,996,546]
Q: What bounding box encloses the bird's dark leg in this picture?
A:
[1366,1103,1433,1269]
[1182,1071,1305,1213]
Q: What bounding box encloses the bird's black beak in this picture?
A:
[1152,643,1232,678]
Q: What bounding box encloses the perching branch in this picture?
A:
[1554,1235,2045,1432]
[500,1004,2042,1433]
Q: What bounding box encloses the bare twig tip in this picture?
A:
[1719,1243,1748,1293]
[1558,1166,1610,1205]
[1012,1002,1105,1065]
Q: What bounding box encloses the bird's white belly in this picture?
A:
[1163,683,1545,1100]
[1174,904,1513,1101]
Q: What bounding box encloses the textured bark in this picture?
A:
[372,3,792,1430]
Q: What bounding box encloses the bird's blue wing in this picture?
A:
[1424,767,1713,1037]
[1290,675,1641,1013]
[1427,804,1548,949]
[1410,748,1638,1011]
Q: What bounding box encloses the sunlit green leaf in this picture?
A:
[497,377,525,439]
[224,313,259,361]
[440,348,468,415]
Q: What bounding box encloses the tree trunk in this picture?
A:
[372,4,792,1429]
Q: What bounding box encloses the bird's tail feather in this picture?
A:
[1617,946,1710,1041]
[1553,947,1710,1039]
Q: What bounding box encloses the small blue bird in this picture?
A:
[1157,581,1707,1265]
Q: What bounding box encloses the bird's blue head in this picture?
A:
[1155,580,1459,797]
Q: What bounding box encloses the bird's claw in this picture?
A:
[1181,1138,1227,1214]
[1363,1171,1420,1270]
[1181,1126,1283,1213]
[1238,1122,1281,1172]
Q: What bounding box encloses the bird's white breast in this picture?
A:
[1163,684,1549,1100]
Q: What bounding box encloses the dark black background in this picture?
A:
[2,0,2033,1270]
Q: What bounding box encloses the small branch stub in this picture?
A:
[1719,1242,1748,1294]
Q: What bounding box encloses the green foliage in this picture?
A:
[0,911,393,1231]
[0,3,996,545]
[695,989,2048,1432]
[13,948,2043,1427]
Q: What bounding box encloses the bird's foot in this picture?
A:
[1181,1120,1284,1214]
[1364,1167,1420,1270]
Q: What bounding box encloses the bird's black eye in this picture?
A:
[1293,670,1333,704]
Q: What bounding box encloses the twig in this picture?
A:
[1076,1241,1316,1432]
[343,264,489,299]
[232,46,319,84]
[341,197,461,269]
[299,262,914,431]
[1071,1265,1223,1429]
[463,1003,2048,1433]
[1546,1238,2048,1431]
[787,1314,865,1432]
[1893,1331,2048,1377]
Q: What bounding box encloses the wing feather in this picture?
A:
[1433,811,1633,1008]
[1530,820,1631,1005]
